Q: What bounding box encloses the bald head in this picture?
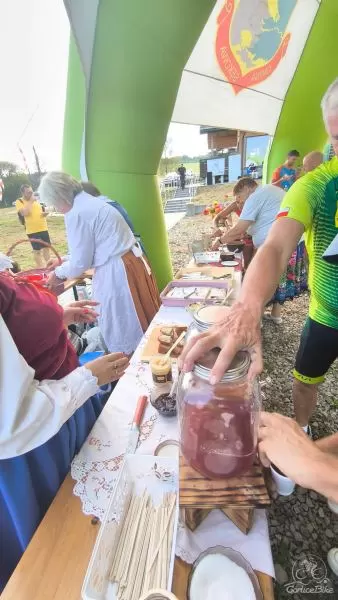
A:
[303,151,324,174]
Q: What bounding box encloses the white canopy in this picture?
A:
[172,0,321,134]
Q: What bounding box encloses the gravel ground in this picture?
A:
[168,214,338,599]
[168,214,214,273]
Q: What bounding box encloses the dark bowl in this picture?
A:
[220,252,235,262]
[150,392,177,417]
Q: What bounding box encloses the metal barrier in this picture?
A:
[159,174,205,210]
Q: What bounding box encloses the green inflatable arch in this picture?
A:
[62,1,216,290]
[265,0,338,182]
[62,0,338,289]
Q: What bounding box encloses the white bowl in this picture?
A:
[187,546,263,600]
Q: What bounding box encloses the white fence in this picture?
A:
[159,174,205,209]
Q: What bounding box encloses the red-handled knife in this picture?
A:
[126,395,148,454]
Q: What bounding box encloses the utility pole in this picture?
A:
[33,145,42,177]
[18,145,31,175]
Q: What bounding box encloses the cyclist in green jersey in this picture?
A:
[180,77,338,573]
[181,77,338,421]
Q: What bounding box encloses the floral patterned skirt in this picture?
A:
[272,240,308,304]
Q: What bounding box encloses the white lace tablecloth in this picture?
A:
[71,305,275,577]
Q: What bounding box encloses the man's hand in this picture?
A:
[179,301,263,383]
[85,352,129,386]
[220,219,252,245]
[210,238,222,251]
[63,300,99,326]
[258,412,323,489]
[211,227,223,238]
[220,232,244,245]
[21,201,34,217]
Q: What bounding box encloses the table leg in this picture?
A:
[72,285,79,301]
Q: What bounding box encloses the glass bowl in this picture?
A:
[187,546,263,600]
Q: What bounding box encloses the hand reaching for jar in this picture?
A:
[180,301,263,383]
[85,353,129,386]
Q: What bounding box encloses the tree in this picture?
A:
[162,136,173,174]
[0,161,45,208]
[0,162,30,208]
[0,161,20,179]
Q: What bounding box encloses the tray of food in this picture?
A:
[141,325,187,362]
[82,455,178,600]
[193,251,221,264]
[160,280,231,307]
[174,265,233,282]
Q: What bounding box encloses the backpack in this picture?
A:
[17,199,25,227]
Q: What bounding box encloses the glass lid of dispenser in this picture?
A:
[194,348,250,382]
[194,305,230,332]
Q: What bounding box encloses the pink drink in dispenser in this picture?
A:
[178,349,261,479]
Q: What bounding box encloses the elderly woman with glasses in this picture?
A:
[39,172,160,355]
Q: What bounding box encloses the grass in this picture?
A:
[0,207,68,271]
[186,161,200,174]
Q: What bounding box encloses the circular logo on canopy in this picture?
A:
[215,0,296,94]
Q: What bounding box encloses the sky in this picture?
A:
[0,0,207,172]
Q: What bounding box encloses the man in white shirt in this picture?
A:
[219,178,285,249]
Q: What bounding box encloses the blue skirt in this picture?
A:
[0,390,109,590]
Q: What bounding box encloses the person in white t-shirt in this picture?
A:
[219,181,285,249]
[218,178,307,323]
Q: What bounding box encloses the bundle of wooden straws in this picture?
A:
[109,490,177,600]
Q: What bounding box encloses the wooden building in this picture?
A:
[200,127,268,183]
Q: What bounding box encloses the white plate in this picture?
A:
[221,261,237,267]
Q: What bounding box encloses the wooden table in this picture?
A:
[2,475,275,600]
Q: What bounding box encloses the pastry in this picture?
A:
[174,326,186,338]
[158,334,172,354]
[160,326,174,338]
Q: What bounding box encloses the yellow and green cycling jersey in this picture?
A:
[277,156,338,329]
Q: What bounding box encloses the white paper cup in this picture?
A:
[270,464,295,496]
[328,499,338,514]
[327,548,338,576]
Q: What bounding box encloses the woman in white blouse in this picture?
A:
[41,172,160,355]
[0,316,125,458]
[0,258,129,589]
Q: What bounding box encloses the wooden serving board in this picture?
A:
[179,453,270,509]
[140,324,187,363]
